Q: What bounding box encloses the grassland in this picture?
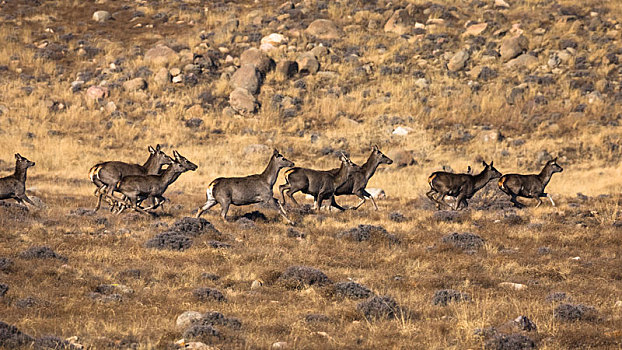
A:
[0,0,621,349]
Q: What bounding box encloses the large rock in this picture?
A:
[384,9,412,35]
[154,67,171,85]
[230,64,260,94]
[500,35,529,62]
[447,50,469,72]
[464,22,487,36]
[86,86,109,100]
[240,48,273,73]
[505,54,538,70]
[123,77,147,91]
[92,11,111,23]
[276,60,298,80]
[261,33,287,46]
[144,45,178,66]
[305,19,342,40]
[229,88,257,113]
[296,52,319,75]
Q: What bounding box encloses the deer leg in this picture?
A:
[13,197,29,211]
[330,196,346,211]
[363,189,379,211]
[352,195,366,210]
[19,194,35,207]
[437,193,451,209]
[196,199,217,218]
[220,201,231,221]
[426,189,437,206]
[545,193,556,206]
[453,193,466,211]
[510,195,525,208]
[266,197,293,224]
[535,196,543,208]
[279,184,289,205]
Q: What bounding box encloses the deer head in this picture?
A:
[173,150,198,172]
[15,153,35,169]
[547,157,563,173]
[273,149,294,168]
[482,160,502,179]
[149,144,174,167]
[372,145,393,165]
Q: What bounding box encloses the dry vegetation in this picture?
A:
[1,0,622,348]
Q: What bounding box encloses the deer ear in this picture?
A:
[553,157,558,162]
[15,153,20,160]
[173,150,180,160]
[482,161,488,167]
[156,144,161,151]
[273,149,279,156]
[148,146,155,154]
[490,161,494,167]
[373,145,379,151]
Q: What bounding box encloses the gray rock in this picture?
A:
[144,45,178,66]
[441,232,485,251]
[193,287,226,302]
[154,67,171,85]
[230,64,260,94]
[505,54,538,70]
[333,281,373,299]
[384,9,412,35]
[229,88,257,113]
[123,77,147,91]
[432,289,471,306]
[280,266,331,289]
[276,60,298,79]
[554,303,598,321]
[92,11,111,23]
[357,295,404,320]
[500,35,529,61]
[296,52,319,75]
[176,311,202,329]
[240,48,273,73]
[448,50,469,72]
[305,19,341,40]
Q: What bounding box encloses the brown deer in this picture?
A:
[426,161,502,210]
[0,154,36,209]
[498,158,563,208]
[332,146,393,210]
[195,149,294,223]
[279,153,357,211]
[115,150,197,215]
[89,144,172,211]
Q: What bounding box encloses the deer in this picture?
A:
[498,158,563,208]
[279,153,357,211]
[195,149,294,223]
[331,145,393,210]
[115,150,197,215]
[426,161,502,210]
[0,154,36,209]
[89,144,173,211]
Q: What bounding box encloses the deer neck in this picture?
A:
[334,162,349,185]
[362,153,380,180]
[472,169,492,192]
[142,153,159,173]
[537,164,554,188]
[260,156,281,187]
[158,166,181,190]
[14,162,28,183]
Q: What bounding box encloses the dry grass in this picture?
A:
[1,0,622,348]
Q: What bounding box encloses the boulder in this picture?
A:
[296,53,319,75]
[261,33,287,46]
[500,35,528,62]
[505,54,538,70]
[240,48,273,73]
[229,88,257,113]
[123,77,147,91]
[92,11,111,23]
[448,50,469,72]
[464,22,487,36]
[154,67,171,85]
[230,64,260,94]
[384,9,412,35]
[85,86,109,100]
[305,19,342,40]
[144,45,178,66]
[275,60,298,80]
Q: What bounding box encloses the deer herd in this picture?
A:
[0,146,564,223]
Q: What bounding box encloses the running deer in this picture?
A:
[279,153,357,211]
[0,154,36,209]
[498,158,563,208]
[332,145,393,210]
[89,144,173,211]
[195,149,294,223]
[115,150,197,215]
[426,161,502,210]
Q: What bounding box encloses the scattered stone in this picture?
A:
[484,333,536,350]
[305,19,341,40]
[280,266,331,289]
[337,224,399,244]
[388,211,408,222]
[261,33,287,47]
[240,48,274,73]
[230,64,260,94]
[286,228,306,239]
[448,50,469,72]
[251,280,263,290]
[366,188,386,199]
[384,9,412,35]
[0,321,34,348]
[333,281,373,299]
[494,0,510,9]
[441,232,484,251]
[0,257,13,273]
[0,284,8,297]
[229,87,257,114]
[465,22,488,36]
[388,149,416,167]
[92,11,111,23]
[195,311,241,330]
[185,118,203,129]
[392,126,413,135]
[144,45,178,66]
[272,341,288,349]
[499,282,527,291]
[145,232,193,251]
[85,86,109,100]
[357,295,404,320]
[154,67,171,85]
[432,289,471,306]
[505,54,538,70]
[19,246,67,261]
[276,60,298,80]
[15,296,43,308]
[123,77,147,91]
[172,217,220,237]
[296,52,319,75]
[500,35,529,62]
[554,303,598,321]
[176,311,202,329]
[34,335,79,349]
[512,316,537,332]
[193,287,226,302]
[207,241,231,249]
[183,325,220,342]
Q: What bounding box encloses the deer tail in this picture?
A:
[89,164,102,183]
